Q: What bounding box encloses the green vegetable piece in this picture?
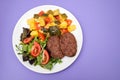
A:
[49,26,61,36]
[28,43,33,53]
[61,13,68,20]
[33,14,39,19]
[42,14,48,17]
[36,54,42,65]
[41,28,48,33]
[16,45,22,53]
[22,44,28,52]
[41,58,62,70]
[54,20,61,25]
[47,10,53,15]
[42,61,53,70]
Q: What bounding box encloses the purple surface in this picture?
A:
[0,0,120,80]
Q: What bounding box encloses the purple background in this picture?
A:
[0,0,120,80]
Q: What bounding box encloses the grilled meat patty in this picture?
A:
[60,32,77,57]
[47,32,77,58]
[46,36,64,59]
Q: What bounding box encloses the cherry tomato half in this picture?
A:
[23,36,34,44]
[31,41,41,57]
[41,50,50,65]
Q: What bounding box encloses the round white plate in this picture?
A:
[12,5,83,74]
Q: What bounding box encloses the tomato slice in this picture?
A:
[38,32,45,41]
[39,11,44,16]
[65,19,72,26]
[31,41,41,57]
[23,36,34,44]
[41,50,49,65]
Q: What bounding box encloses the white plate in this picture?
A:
[12,5,83,74]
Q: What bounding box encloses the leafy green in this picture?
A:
[41,61,53,70]
[41,58,62,70]
[16,42,32,54]
[16,45,23,53]
[22,44,28,52]
[36,53,42,65]
[20,28,31,41]
[28,43,33,53]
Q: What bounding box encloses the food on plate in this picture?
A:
[20,28,31,41]
[60,32,77,57]
[48,26,61,36]
[47,32,77,58]
[47,36,64,59]
[16,9,77,70]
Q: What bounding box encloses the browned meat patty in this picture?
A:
[46,36,64,59]
[60,32,77,57]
